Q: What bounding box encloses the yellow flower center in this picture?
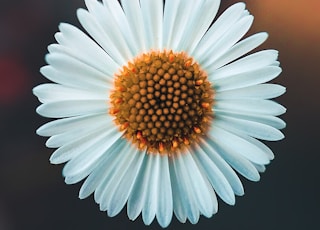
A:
[109,50,214,155]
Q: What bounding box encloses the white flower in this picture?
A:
[33,0,286,227]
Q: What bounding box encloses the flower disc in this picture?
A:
[110,50,214,155]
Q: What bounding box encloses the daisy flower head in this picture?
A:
[33,0,286,227]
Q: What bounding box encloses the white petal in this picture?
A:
[207,126,261,181]
[140,0,163,50]
[215,99,286,116]
[253,163,266,173]
[95,142,136,208]
[171,155,200,224]
[176,0,220,53]
[216,115,284,141]
[215,84,286,100]
[101,0,139,55]
[36,100,107,118]
[45,118,111,148]
[193,2,246,62]
[79,137,127,199]
[200,15,254,69]
[121,0,146,51]
[215,109,286,130]
[127,152,152,221]
[49,124,110,164]
[170,163,187,223]
[63,126,123,184]
[192,144,235,205]
[39,66,108,92]
[182,151,215,218]
[162,0,181,49]
[36,113,111,137]
[56,23,119,76]
[142,154,160,225]
[233,133,275,161]
[206,32,268,71]
[47,43,114,83]
[107,149,144,217]
[156,155,173,228]
[272,61,280,66]
[44,52,113,90]
[211,122,270,164]
[44,51,109,80]
[162,0,193,50]
[33,83,107,104]
[77,8,127,65]
[199,138,244,196]
[210,50,279,80]
[84,0,133,60]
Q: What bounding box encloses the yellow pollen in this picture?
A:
[109,50,215,155]
[159,142,164,152]
[120,122,129,131]
[172,139,179,149]
[201,102,210,109]
[183,138,190,145]
[136,131,142,139]
[194,127,202,134]
[115,98,123,104]
[185,59,192,68]
[195,79,203,86]
[110,108,119,115]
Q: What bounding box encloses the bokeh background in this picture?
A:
[0,0,319,229]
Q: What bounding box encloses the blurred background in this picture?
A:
[0,0,318,229]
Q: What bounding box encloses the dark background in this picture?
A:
[0,0,318,229]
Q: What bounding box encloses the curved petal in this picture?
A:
[162,0,193,50]
[193,2,246,61]
[215,115,285,141]
[49,123,111,164]
[107,149,144,217]
[79,137,126,199]
[33,83,108,104]
[215,99,286,116]
[198,138,244,196]
[170,155,200,224]
[127,151,152,221]
[215,109,286,130]
[200,15,254,69]
[211,50,279,80]
[36,100,107,118]
[93,142,135,206]
[36,113,111,137]
[170,162,187,223]
[142,154,160,225]
[215,84,286,100]
[121,0,146,51]
[56,22,119,75]
[39,66,108,92]
[192,144,235,205]
[140,0,163,50]
[44,52,113,89]
[102,0,140,55]
[207,126,261,181]
[77,8,127,65]
[45,119,112,148]
[63,126,123,184]
[206,32,268,71]
[156,155,173,228]
[84,0,133,60]
[182,150,215,218]
[176,0,220,53]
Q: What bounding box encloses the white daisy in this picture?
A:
[33,0,286,227]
